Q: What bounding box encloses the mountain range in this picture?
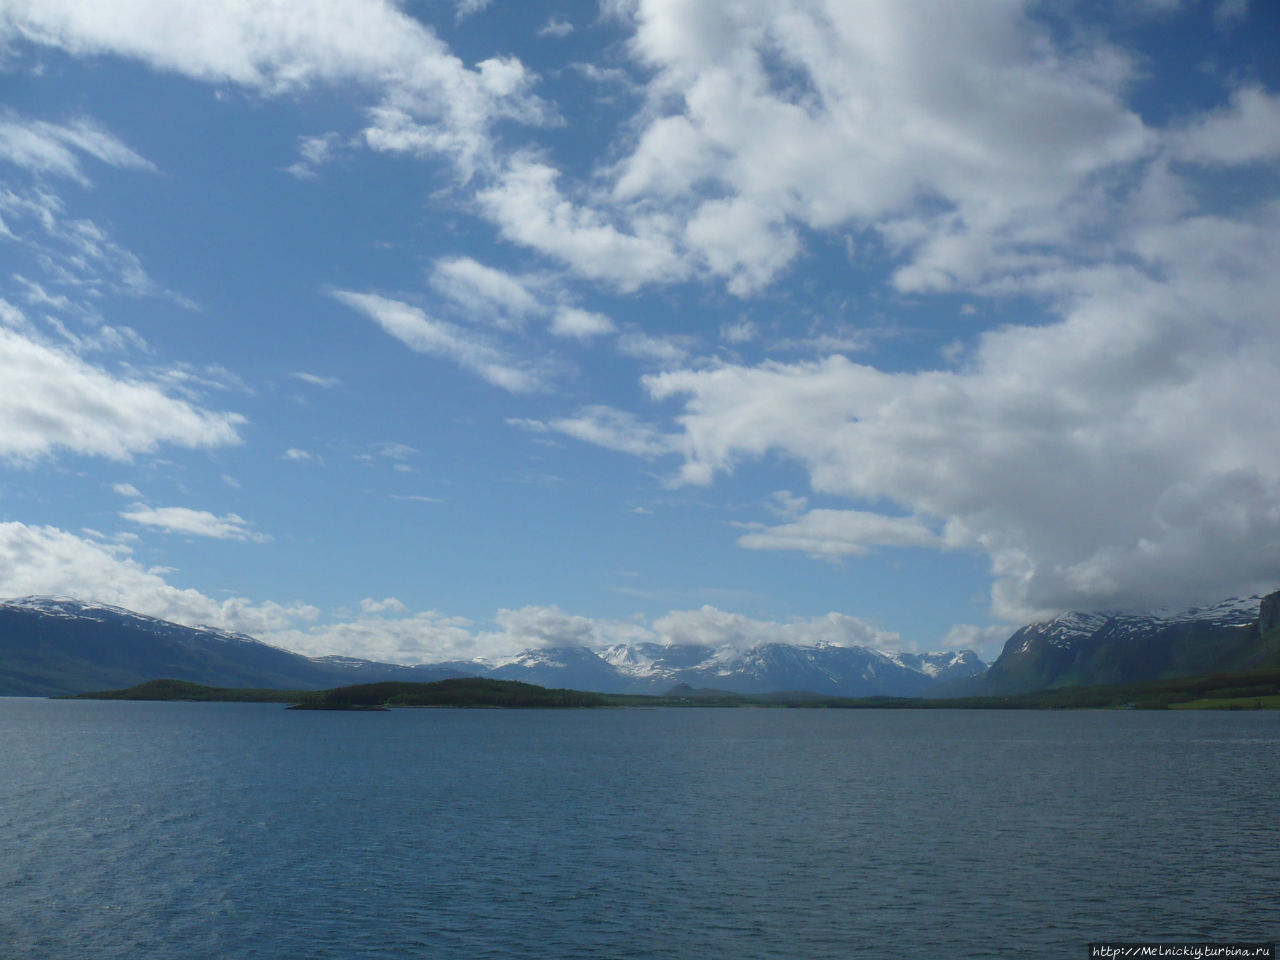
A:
[2,591,1278,698]
[0,595,984,697]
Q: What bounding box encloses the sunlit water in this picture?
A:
[1,700,1277,959]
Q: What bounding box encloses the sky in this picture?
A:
[1,0,1278,665]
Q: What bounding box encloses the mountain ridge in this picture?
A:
[947,592,1280,696]
[0,595,984,697]
[6,591,1276,699]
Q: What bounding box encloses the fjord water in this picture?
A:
[1,702,1276,959]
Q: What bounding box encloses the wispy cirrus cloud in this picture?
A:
[0,110,155,184]
[333,289,546,392]
[120,504,270,543]
[292,371,341,388]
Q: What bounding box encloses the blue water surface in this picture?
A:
[1,700,1277,959]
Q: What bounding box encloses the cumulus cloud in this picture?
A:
[120,504,270,542]
[465,1,1153,293]
[360,596,407,614]
[472,603,906,660]
[550,306,615,339]
[0,522,313,634]
[0,313,243,462]
[1172,86,1280,166]
[634,194,1280,618]
[477,159,686,290]
[650,606,902,653]
[266,611,480,662]
[333,289,543,392]
[0,521,972,661]
[2,0,552,179]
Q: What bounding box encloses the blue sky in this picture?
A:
[1,0,1278,664]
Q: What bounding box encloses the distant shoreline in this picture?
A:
[63,670,1280,711]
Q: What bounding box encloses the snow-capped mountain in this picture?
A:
[968,594,1275,696]
[0,597,463,696]
[4,595,266,647]
[487,645,634,692]
[495,639,987,696]
[0,595,986,697]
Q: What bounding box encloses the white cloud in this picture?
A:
[3,0,552,180]
[373,442,416,460]
[489,604,600,649]
[737,508,941,559]
[333,289,543,392]
[766,490,807,519]
[0,111,155,183]
[937,623,1012,662]
[635,192,1280,619]
[538,405,677,459]
[616,330,693,366]
[120,504,270,543]
[428,256,540,329]
[720,319,758,344]
[283,447,319,463]
[591,0,1149,293]
[0,522,313,634]
[111,483,142,497]
[537,17,574,38]
[0,188,163,299]
[1172,85,1280,166]
[651,606,902,654]
[1214,0,1249,27]
[550,306,615,339]
[0,520,977,662]
[477,159,686,290]
[0,312,243,462]
[292,371,340,388]
[454,0,491,21]
[268,611,481,662]
[283,131,344,179]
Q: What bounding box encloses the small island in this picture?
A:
[73,676,610,709]
[70,666,1280,710]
